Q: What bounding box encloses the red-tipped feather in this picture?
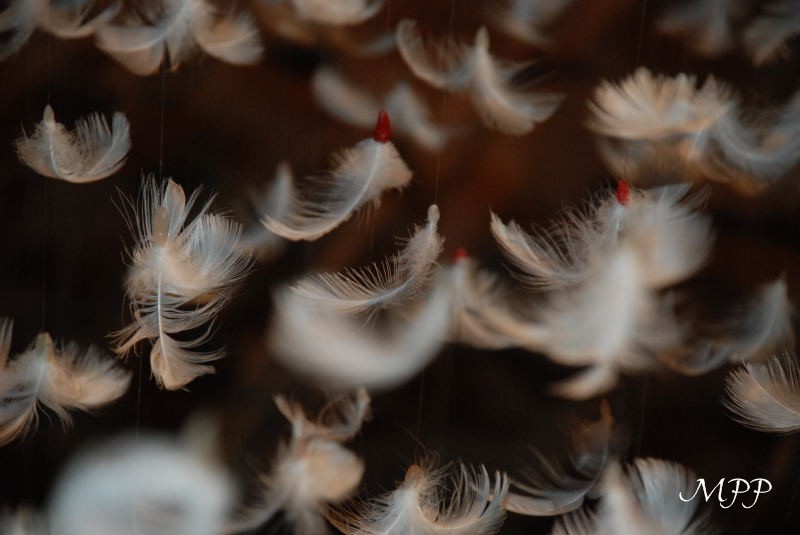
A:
[616,180,630,205]
[373,109,392,143]
[454,247,469,261]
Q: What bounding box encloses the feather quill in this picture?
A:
[312,67,449,151]
[270,278,451,389]
[112,178,252,390]
[724,353,800,433]
[0,321,130,446]
[396,20,563,135]
[553,458,714,535]
[15,105,130,183]
[290,204,443,315]
[96,0,262,75]
[263,110,413,241]
[48,431,234,535]
[230,390,370,533]
[327,462,509,535]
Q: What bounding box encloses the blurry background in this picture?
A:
[0,0,799,532]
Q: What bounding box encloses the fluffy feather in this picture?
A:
[506,402,613,516]
[491,0,574,47]
[327,462,509,535]
[589,68,800,189]
[290,0,384,26]
[396,20,563,135]
[48,432,234,535]
[96,0,262,75]
[744,0,800,65]
[230,390,370,533]
[490,184,711,399]
[238,161,294,261]
[112,178,252,390]
[312,67,449,151]
[15,105,130,183]
[270,278,451,389]
[724,354,800,433]
[656,0,744,58]
[0,322,130,446]
[553,459,714,535]
[263,111,413,241]
[290,205,443,315]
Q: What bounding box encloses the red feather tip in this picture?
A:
[616,180,630,205]
[454,247,469,261]
[373,109,392,143]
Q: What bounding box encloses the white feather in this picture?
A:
[238,161,294,261]
[744,0,800,65]
[113,178,252,390]
[553,459,713,535]
[312,67,449,151]
[262,118,413,241]
[656,0,743,58]
[491,0,574,47]
[506,402,612,517]
[38,0,120,39]
[15,105,130,183]
[327,462,509,535]
[96,0,262,76]
[724,354,800,433]
[290,205,443,315]
[290,0,384,26]
[396,20,563,135]
[270,279,451,390]
[0,323,130,446]
[0,0,42,60]
[230,390,370,533]
[48,432,234,535]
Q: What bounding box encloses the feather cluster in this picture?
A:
[396,20,563,135]
[96,0,262,75]
[489,183,713,398]
[264,110,413,241]
[15,105,130,183]
[231,389,370,534]
[588,67,800,191]
[724,353,800,434]
[0,319,130,446]
[327,462,509,535]
[113,178,252,390]
[554,458,714,534]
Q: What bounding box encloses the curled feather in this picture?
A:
[724,353,800,433]
[290,205,443,315]
[0,321,130,446]
[396,20,563,135]
[263,111,413,241]
[327,462,509,535]
[112,178,253,390]
[96,0,262,75]
[15,105,130,183]
[270,278,451,390]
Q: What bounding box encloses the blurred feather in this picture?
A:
[49,430,234,535]
[263,111,413,241]
[327,462,509,535]
[0,322,130,446]
[312,67,449,151]
[231,390,370,533]
[15,105,130,183]
[0,509,46,535]
[112,178,252,390]
[96,0,262,75]
[396,20,563,135]
[491,0,574,47]
[290,205,443,315]
[270,278,451,390]
[553,459,714,534]
[506,401,612,516]
[724,353,800,433]
[744,0,800,65]
[656,0,744,58]
[289,0,384,26]
[238,161,294,261]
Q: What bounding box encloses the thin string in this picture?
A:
[432,0,457,205]
[41,5,55,332]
